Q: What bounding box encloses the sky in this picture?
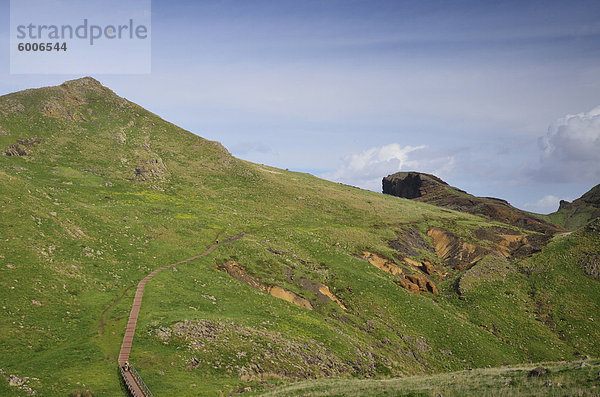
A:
[1,0,600,213]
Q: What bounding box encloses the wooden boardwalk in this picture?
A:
[117,233,245,395]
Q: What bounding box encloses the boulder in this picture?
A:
[528,366,548,377]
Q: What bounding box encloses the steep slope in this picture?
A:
[543,184,600,230]
[382,171,564,235]
[0,79,598,396]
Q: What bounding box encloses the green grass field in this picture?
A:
[1,78,599,396]
[254,359,600,396]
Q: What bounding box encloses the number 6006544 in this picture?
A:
[17,42,67,51]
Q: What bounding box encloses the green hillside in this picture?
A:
[0,78,598,396]
[541,184,600,230]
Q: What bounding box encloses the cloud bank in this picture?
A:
[322,143,455,192]
[522,194,567,214]
[537,105,600,182]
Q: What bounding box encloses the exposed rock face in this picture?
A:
[217,260,313,310]
[361,252,439,295]
[217,260,346,310]
[404,274,439,294]
[297,278,347,310]
[428,227,490,271]
[133,158,167,181]
[362,251,404,276]
[382,172,461,199]
[156,327,172,341]
[383,172,563,235]
[388,227,434,258]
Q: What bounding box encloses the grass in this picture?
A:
[254,359,600,396]
[0,78,599,396]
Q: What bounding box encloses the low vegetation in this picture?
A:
[255,359,600,396]
[0,78,598,396]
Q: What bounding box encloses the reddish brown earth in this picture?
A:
[361,251,439,295]
[216,260,347,310]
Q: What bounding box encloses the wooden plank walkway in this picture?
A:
[120,365,149,397]
[117,233,245,395]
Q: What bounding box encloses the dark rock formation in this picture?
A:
[382,172,464,200]
[382,172,563,235]
[4,137,42,157]
[4,144,29,156]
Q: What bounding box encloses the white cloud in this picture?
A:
[523,194,567,214]
[321,143,455,192]
[536,105,600,182]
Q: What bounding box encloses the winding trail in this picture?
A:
[117,233,245,395]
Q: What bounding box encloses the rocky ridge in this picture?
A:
[382,172,564,235]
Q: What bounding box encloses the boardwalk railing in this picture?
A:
[119,365,135,395]
[120,364,153,397]
[130,364,153,397]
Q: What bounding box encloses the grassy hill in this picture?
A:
[0,78,599,396]
[541,184,600,230]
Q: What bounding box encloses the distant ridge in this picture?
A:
[382,171,564,234]
[544,183,600,230]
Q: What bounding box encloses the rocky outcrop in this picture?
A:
[362,252,439,295]
[427,225,548,270]
[362,251,404,276]
[579,253,600,281]
[427,227,489,270]
[383,172,465,199]
[4,144,29,156]
[133,158,167,181]
[402,274,439,295]
[388,227,434,258]
[383,172,563,235]
[4,137,42,157]
[217,260,313,310]
[296,278,347,310]
[0,369,36,395]
[217,260,347,310]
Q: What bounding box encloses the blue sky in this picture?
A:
[1,0,600,213]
